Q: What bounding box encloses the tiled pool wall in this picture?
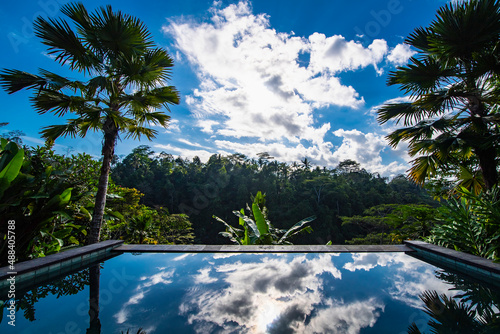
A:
[0,240,123,291]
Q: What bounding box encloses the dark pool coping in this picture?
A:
[405,240,500,280]
[113,244,414,253]
[0,240,123,284]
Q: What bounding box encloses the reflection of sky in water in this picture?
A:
[1,253,472,333]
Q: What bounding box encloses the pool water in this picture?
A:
[1,252,499,333]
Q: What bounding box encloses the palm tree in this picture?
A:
[0,2,179,244]
[377,0,500,190]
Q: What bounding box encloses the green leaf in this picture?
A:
[238,208,249,245]
[278,216,316,244]
[252,202,268,236]
[0,148,24,198]
[53,228,73,239]
[233,211,260,239]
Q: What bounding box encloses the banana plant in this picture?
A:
[215,191,315,245]
[0,138,24,199]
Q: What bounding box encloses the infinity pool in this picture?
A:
[1,252,499,333]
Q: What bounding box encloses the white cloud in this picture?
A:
[178,138,207,148]
[172,253,195,261]
[164,1,376,145]
[162,1,411,176]
[296,298,384,334]
[332,129,408,177]
[366,97,415,167]
[196,119,219,134]
[164,119,181,132]
[308,33,388,75]
[387,43,416,66]
[154,143,225,162]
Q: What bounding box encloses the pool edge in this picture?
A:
[112,244,415,253]
[404,240,500,283]
[0,240,124,287]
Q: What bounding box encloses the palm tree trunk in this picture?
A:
[469,99,498,191]
[476,146,498,191]
[88,117,118,244]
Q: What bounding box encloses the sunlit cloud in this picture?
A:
[162,0,411,177]
[387,43,416,66]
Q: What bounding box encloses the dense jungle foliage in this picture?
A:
[0,140,193,265]
[111,145,437,245]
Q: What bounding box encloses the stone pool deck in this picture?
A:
[113,244,414,253]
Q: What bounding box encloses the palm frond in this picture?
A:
[405,26,432,53]
[33,15,101,73]
[419,290,480,333]
[386,121,437,148]
[31,90,89,116]
[120,48,175,89]
[429,0,500,61]
[122,125,158,141]
[0,70,47,94]
[90,4,154,58]
[40,120,83,142]
[378,102,443,126]
[124,86,180,112]
[387,57,456,96]
[408,154,442,185]
[86,76,110,97]
[130,110,170,128]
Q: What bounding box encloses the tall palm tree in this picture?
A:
[0,2,179,243]
[378,0,500,190]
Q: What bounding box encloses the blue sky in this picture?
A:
[0,0,451,177]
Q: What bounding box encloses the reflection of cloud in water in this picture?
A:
[269,298,384,334]
[180,254,384,333]
[212,253,242,259]
[172,253,195,261]
[114,269,175,324]
[194,267,218,284]
[343,253,453,309]
[343,253,398,272]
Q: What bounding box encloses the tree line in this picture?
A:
[111,146,436,245]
